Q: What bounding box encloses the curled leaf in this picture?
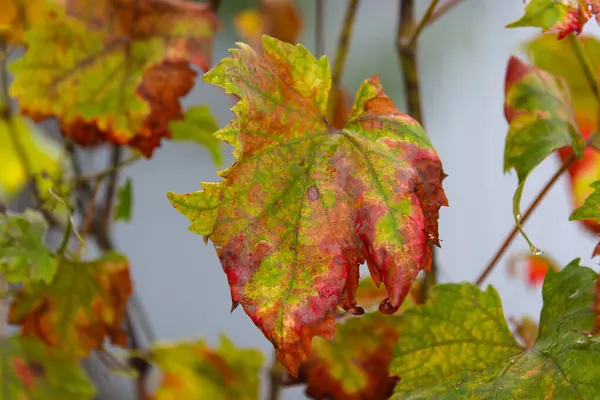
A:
[168,35,447,375]
[504,56,584,250]
[149,335,263,400]
[9,252,132,357]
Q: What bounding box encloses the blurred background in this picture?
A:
[4,0,600,398]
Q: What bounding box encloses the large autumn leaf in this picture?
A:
[507,0,600,38]
[504,56,584,249]
[149,335,263,400]
[167,35,448,374]
[0,336,94,399]
[9,0,218,157]
[294,312,401,400]
[391,259,600,398]
[8,252,132,357]
[525,35,600,234]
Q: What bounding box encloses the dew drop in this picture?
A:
[530,246,543,256]
[516,213,521,221]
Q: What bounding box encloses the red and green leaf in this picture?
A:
[504,56,584,249]
[8,252,132,357]
[8,0,218,157]
[507,0,600,38]
[149,335,263,400]
[168,35,447,375]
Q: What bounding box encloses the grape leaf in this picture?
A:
[149,335,263,400]
[504,56,584,250]
[391,259,600,399]
[570,180,600,220]
[507,0,600,39]
[167,35,448,374]
[170,105,222,166]
[0,209,57,284]
[0,336,94,399]
[8,252,132,356]
[294,312,401,400]
[0,116,62,199]
[525,35,600,234]
[8,1,218,157]
[115,177,133,222]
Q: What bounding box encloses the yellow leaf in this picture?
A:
[0,116,61,199]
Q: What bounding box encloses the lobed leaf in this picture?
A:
[507,0,600,39]
[391,260,600,399]
[504,56,584,249]
[170,105,222,166]
[8,0,218,157]
[168,35,447,374]
[8,252,132,357]
[0,336,94,399]
[295,312,401,400]
[149,335,263,400]
[0,209,57,284]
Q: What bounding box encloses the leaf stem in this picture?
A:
[475,155,576,286]
[330,0,359,90]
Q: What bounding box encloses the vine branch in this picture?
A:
[475,155,576,286]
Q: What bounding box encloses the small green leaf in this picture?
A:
[0,336,94,399]
[0,209,57,284]
[150,335,263,400]
[114,178,133,222]
[506,0,590,39]
[170,105,222,166]
[570,180,600,221]
[390,260,600,399]
[504,56,584,250]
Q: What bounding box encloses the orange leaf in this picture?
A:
[507,252,558,287]
[8,252,132,356]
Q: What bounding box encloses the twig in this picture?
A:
[316,0,325,56]
[327,0,359,125]
[101,144,123,233]
[330,0,359,90]
[475,155,576,286]
[408,0,441,45]
[125,313,151,400]
[427,0,467,27]
[75,154,141,184]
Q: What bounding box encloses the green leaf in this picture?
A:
[504,56,584,251]
[506,0,592,39]
[170,105,222,166]
[0,336,94,400]
[150,335,263,400]
[0,209,57,284]
[114,178,133,222]
[0,116,62,200]
[167,35,448,374]
[390,260,600,399]
[570,180,600,220]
